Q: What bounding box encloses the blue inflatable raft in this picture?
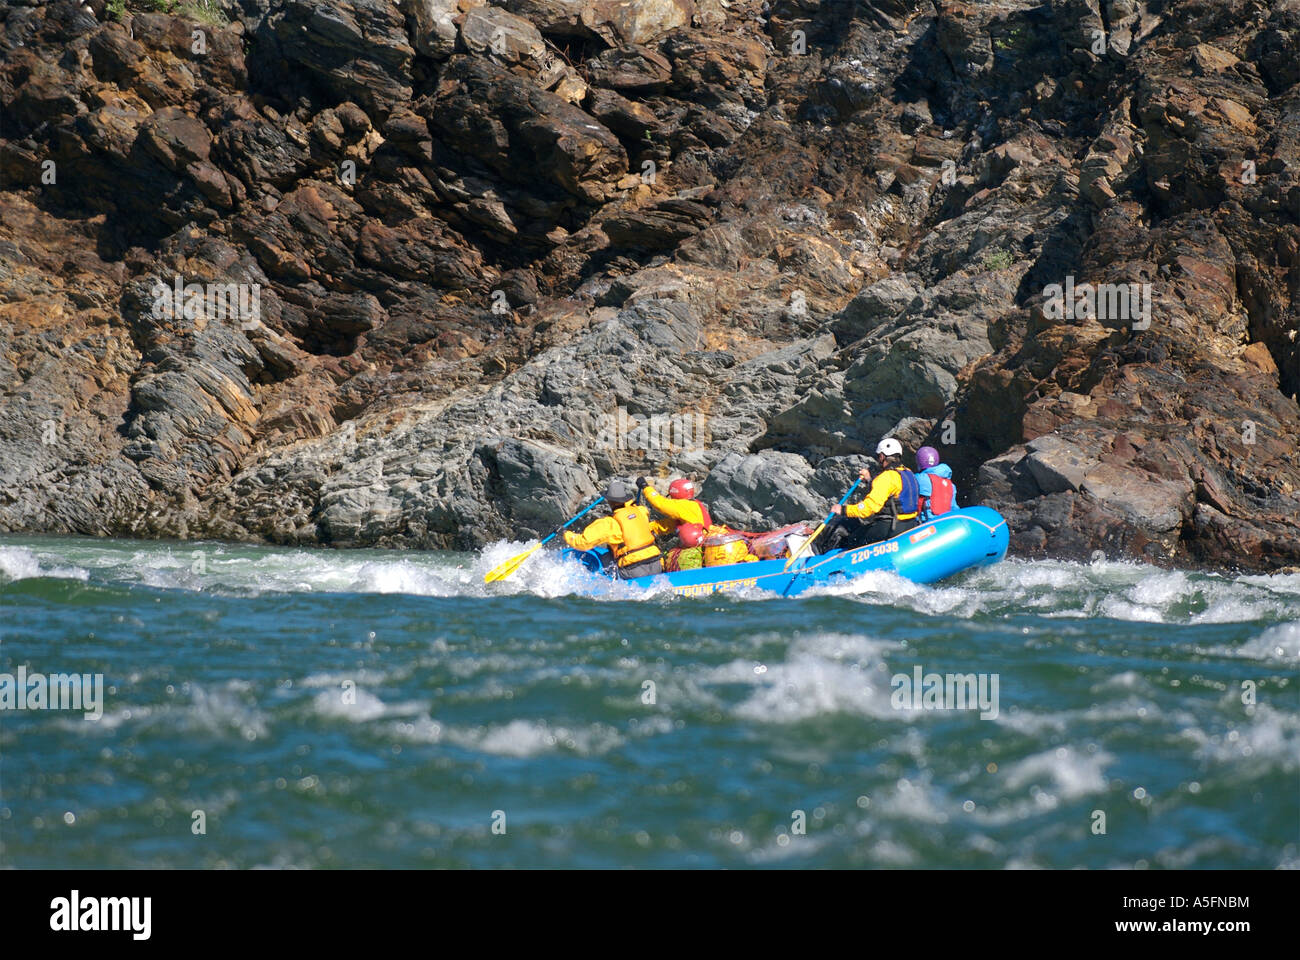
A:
[559,506,1010,597]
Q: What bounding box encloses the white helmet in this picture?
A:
[875,437,903,459]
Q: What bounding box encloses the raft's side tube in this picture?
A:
[889,506,1009,584]
[561,546,611,576]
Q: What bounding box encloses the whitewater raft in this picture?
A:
[559,506,1010,597]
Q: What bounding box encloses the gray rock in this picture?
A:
[444,437,593,540]
[832,272,924,343]
[703,451,822,529]
[1080,463,1193,534]
[501,1,592,37]
[1023,435,1098,494]
[402,0,459,59]
[503,0,693,46]
[762,371,855,454]
[460,5,547,66]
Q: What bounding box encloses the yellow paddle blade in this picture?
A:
[783,521,826,571]
[483,542,542,583]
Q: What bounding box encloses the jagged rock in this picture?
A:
[597,0,693,45]
[403,0,460,59]
[936,1,993,77]
[662,29,767,108]
[586,87,660,139]
[832,273,924,342]
[1054,0,1107,66]
[1079,102,1138,208]
[1080,462,1192,533]
[257,0,415,119]
[602,197,712,250]
[423,57,627,214]
[502,0,593,36]
[460,5,547,64]
[1253,2,1300,94]
[503,0,694,45]
[138,108,213,171]
[837,270,1003,436]
[703,451,822,529]
[587,43,673,93]
[1023,435,1098,494]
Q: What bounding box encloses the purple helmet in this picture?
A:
[916,446,941,470]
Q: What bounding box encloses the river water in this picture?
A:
[1,535,1296,868]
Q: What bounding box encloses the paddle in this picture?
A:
[783,477,863,571]
[483,496,606,583]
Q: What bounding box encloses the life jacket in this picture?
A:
[921,475,955,517]
[691,500,713,529]
[886,468,920,524]
[612,503,661,567]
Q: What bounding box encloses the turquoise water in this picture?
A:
[1,535,1296,868]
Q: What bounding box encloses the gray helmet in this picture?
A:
[604,478,635,504]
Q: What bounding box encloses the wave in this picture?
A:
[699,632,903,723]
[5,535,1299,625]
[58,681,268,741]
[386,715,624,757]
[0,545,89,582]
[804,559,1300,625]
[1233,621,1300,662]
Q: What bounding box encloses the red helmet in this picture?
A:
[668,478,697,500]
[678,523,706,547]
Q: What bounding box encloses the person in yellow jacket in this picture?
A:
[563,479,663,579]
[636,475,713,541]
[821,437,922,552]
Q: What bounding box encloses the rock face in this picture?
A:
[0,0,1297,572]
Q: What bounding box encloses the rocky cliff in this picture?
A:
[1,0,1297,571]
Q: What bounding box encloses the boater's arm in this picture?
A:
[845,471,902,519]
[563,516,624,551]
[642,485,706,526]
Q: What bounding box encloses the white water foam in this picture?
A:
[7,535,1300,625]
[0,545,89,581]
[1181,703,1300,769]
[698,632,904,723]
[1233,621,1300,662]
[57,681,268,741]
[388,714,623,757]
[802,558,1300,625]
[1000,745,1114,800]
[456,719,624,757]
[311,688,426,722]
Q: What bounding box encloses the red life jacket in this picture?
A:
[689,499,712,528]
[922,476,955,516]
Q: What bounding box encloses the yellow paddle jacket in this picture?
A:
[643,484,709,536]
[846,469,918,520]
[564,504,661,566]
